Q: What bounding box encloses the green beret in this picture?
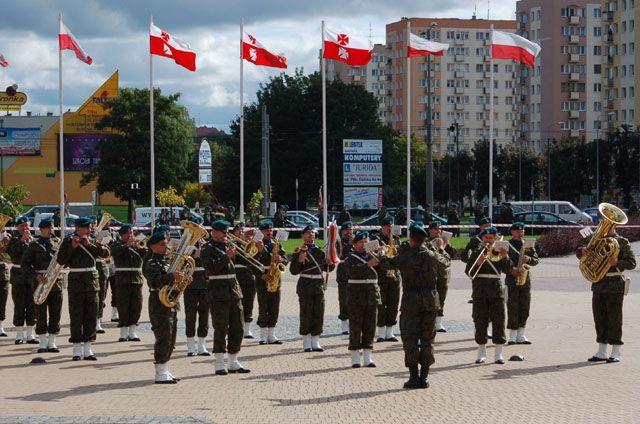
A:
[479,217,492,225]
[88,215,97,222]
[353,231,369,243]
[510,221,525,231]
[74,217,92,227]
[148,231,166,246]
[428,221,441,230]
[302,225,316,234]
[340,221,353,230]
[381,216,394,225]
[480,226,498,236]
[153,224,170,234]
[211,220,231,232]
[409,223,428,237]
[38,218,53,228]
[118,224,133,235]
[259,221,273,230]
[15,216,29,225]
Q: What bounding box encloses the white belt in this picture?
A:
[208,274,236,280]
[115,268,143,272]
[300,274,323,280]
[475,274,501,279]
[68,267,97,273]
[234,265,247,269]
[35,270,47,274]
[348,279,377,284]
[606,272,623,277]
[194,267,205,272]
[11,265,21,269]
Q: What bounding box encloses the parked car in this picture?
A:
[285,211,318,228]
[33,212,79,236]
[513,211,577,235]
[19,203,95,223]
[134,207,203,227]
[483,204,524,222]
[511,201,592,224]
[259,217,303,237]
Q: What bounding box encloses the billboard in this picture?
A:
[199,139,212,167]
[199,168,212,184]
[0,128,41,155]
[63,134,111,171]
[342,139,383,162]
[343,162,383,186]
[344,187,382,210]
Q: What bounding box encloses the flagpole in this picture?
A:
[149,15,156,228]
[321,20,328,239]
[239,17,245,224]
[406,20,411,229]
[488,24,494,219]
[58,12,65,234]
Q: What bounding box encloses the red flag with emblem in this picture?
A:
[322,27,372,66]
[150,22,196,71]
[0,54,8,68]
[242,32,287,69]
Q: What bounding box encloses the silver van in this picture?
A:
[510,201,592,224]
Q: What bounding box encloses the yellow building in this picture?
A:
[2,71,123,205]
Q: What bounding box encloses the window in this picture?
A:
[594,45,602,55]
[594,27,602,37]
[594,64,601,74]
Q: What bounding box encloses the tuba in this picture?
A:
[579,203,628,284]
[34,237,64,305]
[159,220,208,308]
[266,238,286,293]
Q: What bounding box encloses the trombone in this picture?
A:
[466,242,503,279]
[227,232,263,271]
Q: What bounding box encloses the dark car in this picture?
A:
[514,211,577,235]
[484,204,524,223]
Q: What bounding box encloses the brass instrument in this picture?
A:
[0,213,14,263]
[466,242,503,279]
[158,221,208,308]
[227,233,263,271]
[579,203,628,284]
[96,212,113,233]
[265,238,286,293]
[515,239,532,286]
[135,235,150,249]
[34,236,64,305]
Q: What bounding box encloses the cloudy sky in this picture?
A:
[1,0,515,131]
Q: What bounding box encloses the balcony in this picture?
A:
[569,54,579,63]
[607,78,615,87]
[570,130,581,137]
[606,11,614,22]
[569,110,580,119]
[378,89,386,95]
[484,39,491,46]
[569,15,580,25]
[570,92,580,100]
[454,39,464,46]
[483,55,491,62]
[483,119,491,127]
[454,55,464,62]
[424,86,435,94]
[606,99,615,109]
[454,103,465,110]
[484,71,492,78]
[569,73,580,81]
[454,70,465,78]
[377,75,386,81]
[484,104,491,111]
[353,75,361,81]
[454,86,465,94]
[569,35,579,44]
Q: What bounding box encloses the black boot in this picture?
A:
[403,366,420,389]
[418,366,430,389]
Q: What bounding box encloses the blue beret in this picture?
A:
[409,223,428,237]
[38,218,53,228]
[118,224,133,235]
[15,216,29,225]
[302,225,316,234]
[340,221,353,230]
[479,217,492,225]
[510,221,525,231]
[480,226,498,236]
[259,221,273,230]
[428,221,441,230]
[211,220,230,232]
[353,231,369,242]
[381,216,394,225]
[148,231,166,246]
[74,217,92,227]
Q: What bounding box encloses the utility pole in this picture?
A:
[425,22,437,209]
[261,104,270,215]
[449,121,461,207]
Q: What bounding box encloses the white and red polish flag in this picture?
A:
[407,33,449,57]
[491,30,541,67]
[0,54,8,67]
[243,32,287,68]
[59,20,92,65]
[150,22,196,71]
[322,27,372,66]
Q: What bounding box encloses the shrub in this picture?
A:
[535,228,583,258]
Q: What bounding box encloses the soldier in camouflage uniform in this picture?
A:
[232,223,259,339]
[110,224,147,342]
[201,220,250,375]
[339,231,382,368]
[465,226,512,365]
[22,218,63,353]
[256,221,288,344]
[6,216,36,344]
[427,221,457,333]
[290,225,335,352]
[460,217,492,263]
[0,258,9,337]
[90,215,111,334]
[372,216,401,342]
[184,240,210,356]
[397,223,450,389]
[144,230,183,384]
[336,221,353,335]
[505,222,539,345]
[578,226,636,363]
[57,217,110,361]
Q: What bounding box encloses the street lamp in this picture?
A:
[448,121,461,207]
[424,21,438,209]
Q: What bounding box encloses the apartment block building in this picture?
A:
[385,17,518,156]
[325,44,393,124]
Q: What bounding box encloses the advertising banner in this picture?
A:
[199,139,212,167]
[63,134,111,171]
[343,162,383,186]
[0,128,41,155]
[199,168,212,184]
[343,187,382,210]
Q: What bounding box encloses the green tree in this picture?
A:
[81,87,196,204]
[0,184,29,216]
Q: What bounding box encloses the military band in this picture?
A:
[7,217,36,344]
[231,223,259,339]
[0,259,8,337]
[90,215,111,335]
[184,240,210,356]
[336,221,353,335]
[427,221,457,333]
[372,216,400,343]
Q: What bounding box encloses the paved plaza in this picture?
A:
[1,245,640,423]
